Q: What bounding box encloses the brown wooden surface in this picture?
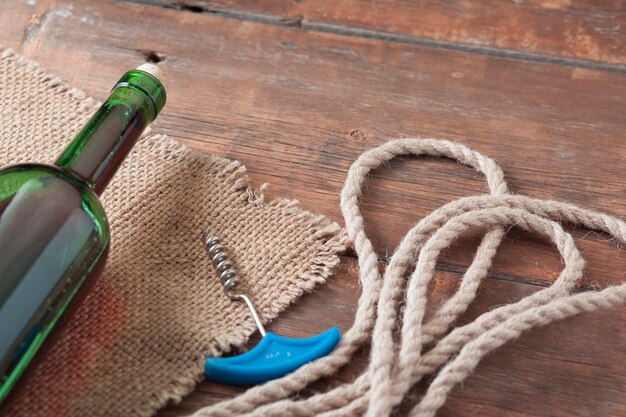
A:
[136,0,626,66]
[1,0,625,416]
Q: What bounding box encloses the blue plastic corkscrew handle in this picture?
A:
[204,327,341,385]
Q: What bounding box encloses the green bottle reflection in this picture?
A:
[0,65,166,404]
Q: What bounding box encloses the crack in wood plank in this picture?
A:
[122,0,626,74]
[341,250,595,292]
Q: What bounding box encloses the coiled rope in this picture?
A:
[190,138,626,417]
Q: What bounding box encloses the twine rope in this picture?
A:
[189,138,626,417]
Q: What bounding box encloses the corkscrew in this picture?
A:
[201,229,266,336]
[200,228,340,385]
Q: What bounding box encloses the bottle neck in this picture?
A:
[55,70,165,195]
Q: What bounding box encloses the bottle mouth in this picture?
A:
[113,68,167,121]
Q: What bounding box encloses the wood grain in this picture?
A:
[133,0,626,67]
[1,0,625,416]
[3,0,623,287]
[158,259,626,417]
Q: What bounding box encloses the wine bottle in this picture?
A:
[0,64,166,404]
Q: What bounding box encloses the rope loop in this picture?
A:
[190,138,626,417]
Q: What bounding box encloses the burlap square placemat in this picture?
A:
[0,48,346,417]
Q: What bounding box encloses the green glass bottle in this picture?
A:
[0,65,166,405]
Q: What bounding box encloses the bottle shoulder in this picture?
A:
[1,163,97,196]
[0,163,109,238]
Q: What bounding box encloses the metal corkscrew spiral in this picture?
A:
[200,228,266,336]
[201,228,240,292]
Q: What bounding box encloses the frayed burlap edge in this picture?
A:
[0,47,349,414]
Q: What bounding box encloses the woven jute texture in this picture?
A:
[0,49,346,417]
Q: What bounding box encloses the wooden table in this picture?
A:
[2,1,625,415]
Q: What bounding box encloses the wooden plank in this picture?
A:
[3,0,624,289]
[134,0,626,67]
[0,0,77,56]
[0,0,53,50]
[156,259,626,417]
[1,2,625,416]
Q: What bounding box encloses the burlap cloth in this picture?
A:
[0,48,346,417]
